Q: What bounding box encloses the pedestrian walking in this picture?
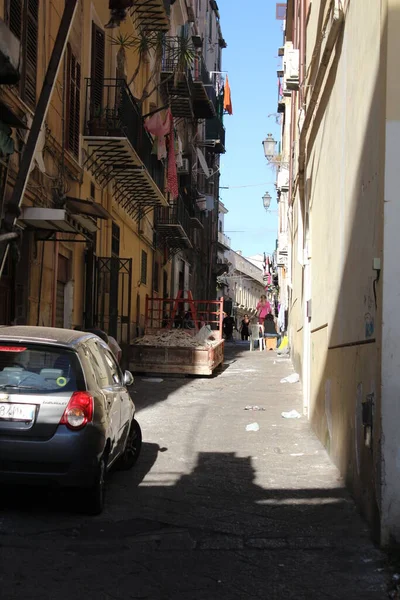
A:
[240,314,251,341]
[256,294,271,324]
[223,312,236,341]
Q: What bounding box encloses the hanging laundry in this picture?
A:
[167,114,179,199]
[144,110,171,160]
[175,134,183,168]
[223,75,233,115]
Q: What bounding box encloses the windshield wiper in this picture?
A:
[0,384,40,391]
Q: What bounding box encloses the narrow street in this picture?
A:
[0,347,387,599]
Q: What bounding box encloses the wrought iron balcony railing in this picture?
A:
[205,116,226,153]
[84,78,164,191]
[192,56,217,119]
[156,196,192,249]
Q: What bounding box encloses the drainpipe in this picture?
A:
[297,0,344,202]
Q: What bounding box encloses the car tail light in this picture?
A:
[60,391,93,430]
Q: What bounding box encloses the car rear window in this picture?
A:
[0,344,85,394]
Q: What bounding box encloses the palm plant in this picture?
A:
[110,30,195,105]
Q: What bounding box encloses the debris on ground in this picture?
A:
[280,373,300,384]
[246,422,260,432]
[131,327,218,349]
[389,574,400,598]
[244,405,265,411]
[281,410,301,419]
[141,377,164,383]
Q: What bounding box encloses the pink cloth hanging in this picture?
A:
[167,113,178,199]
[144,110,171,160]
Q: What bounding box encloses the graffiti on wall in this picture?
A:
[364,312,374,338]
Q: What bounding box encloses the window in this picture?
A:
[141,250,147,285]
[86,341,112,388]
[112,222,120,256]
[153,262,159,293]
[5,0,39,107]
[65,44,81,159]
[100,346,122,386]
[0,344,85,394]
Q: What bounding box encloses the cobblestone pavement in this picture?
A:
[0,344,389,599]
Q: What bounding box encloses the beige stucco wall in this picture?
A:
[288,0,386,534]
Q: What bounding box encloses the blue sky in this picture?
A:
[217,0,284,258]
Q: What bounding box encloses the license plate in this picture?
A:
[0,403,36,422]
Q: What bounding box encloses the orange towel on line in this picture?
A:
[223,75,233,115]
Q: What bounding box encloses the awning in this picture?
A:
[0,100,28,129]
[18,207,96,237]
[196,147,210,177]
[65,197,111,220]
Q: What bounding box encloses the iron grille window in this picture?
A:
[112,222,120,257]
[153,262,159,293]
[66,44,81,159]
[5,0,39,108]
[141,250,147,285]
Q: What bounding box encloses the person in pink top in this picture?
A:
[256,294,271,324]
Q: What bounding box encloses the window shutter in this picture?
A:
[66,45,81,159]
[24,0,39,107]
[91,23,105,115]
[6,0,23,39]
[141,251,147,285]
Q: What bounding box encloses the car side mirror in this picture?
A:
[123,370,134,387]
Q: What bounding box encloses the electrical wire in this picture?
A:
[220,182,276,189]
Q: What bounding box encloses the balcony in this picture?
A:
[218,231,231,249]
[192,57,217,119]
[155,196,193,251]
[83,79,167,221]
[205,116,226,154]
[161,42,194,118]
[130,0,170,32]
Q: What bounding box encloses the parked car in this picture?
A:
[0,326,141,515]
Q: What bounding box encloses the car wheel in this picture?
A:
[83,455,107,515]
[118,419,142,470]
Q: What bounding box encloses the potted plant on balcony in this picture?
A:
[110,30,195,107]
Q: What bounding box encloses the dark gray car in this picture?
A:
[0,326,141,514]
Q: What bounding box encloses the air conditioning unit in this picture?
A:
[277,168,289,191]
[284,43,299,91]
[178,158,190,174]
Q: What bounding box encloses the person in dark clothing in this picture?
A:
[223,313,236,340]
[263,313,280,346]
[84,328,109,344]
[240,314,251,341]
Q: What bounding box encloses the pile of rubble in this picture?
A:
[131,327,218,349]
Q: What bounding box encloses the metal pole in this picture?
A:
[0,0,78,279]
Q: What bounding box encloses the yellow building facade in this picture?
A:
[0,0,175,351]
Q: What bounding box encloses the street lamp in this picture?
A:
[262,191,272,212]
[262,133,277,160]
